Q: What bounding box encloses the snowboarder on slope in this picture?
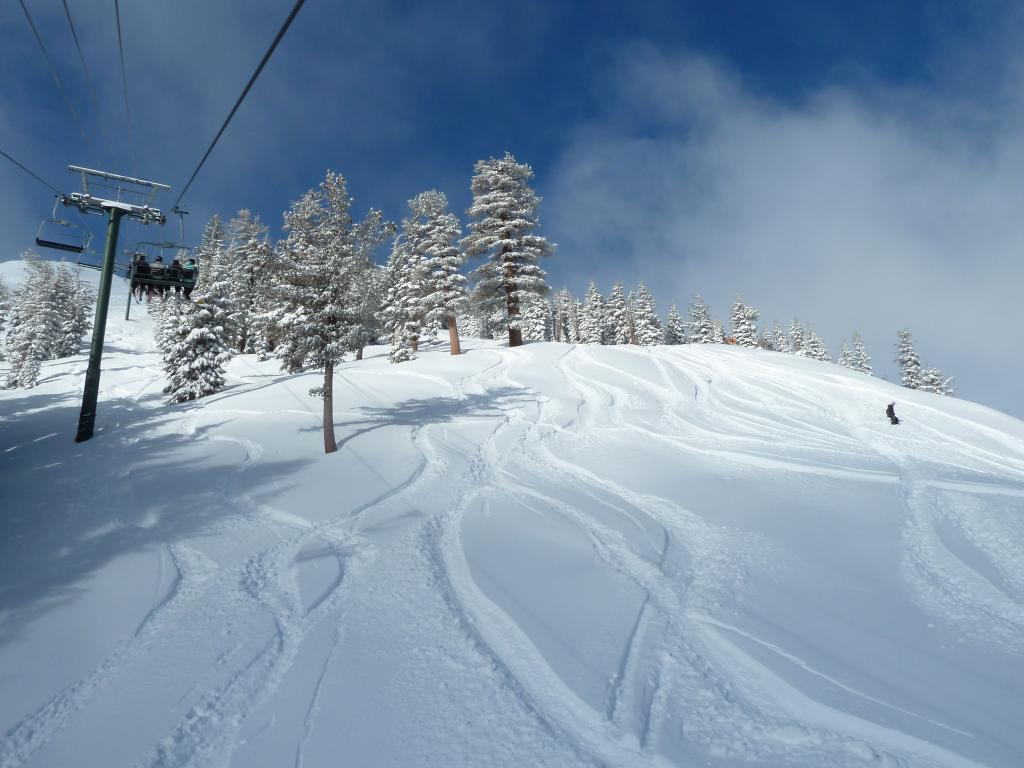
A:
[886,401,899,425]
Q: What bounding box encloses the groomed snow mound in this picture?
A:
[2,263,1023,768]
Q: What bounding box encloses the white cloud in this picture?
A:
[546,44,1024,417]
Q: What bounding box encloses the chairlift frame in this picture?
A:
[35,197,93,254]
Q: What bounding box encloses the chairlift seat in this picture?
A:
[35,236,85,254]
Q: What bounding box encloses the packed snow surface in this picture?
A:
[2,265,1024,768]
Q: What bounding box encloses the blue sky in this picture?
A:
[2,1,1022,417]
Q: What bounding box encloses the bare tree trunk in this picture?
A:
[503,261,522,348]
[323,361,337,454]
[411,337,419,353]
[448,313,462,355]
[356,346,363,361]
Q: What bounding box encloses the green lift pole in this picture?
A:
[75,203,127,443]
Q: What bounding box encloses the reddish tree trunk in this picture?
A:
[448,314,462,355]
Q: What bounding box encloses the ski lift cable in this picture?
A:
[62,0,113,161]
[113,0,135,170]
[0,147,60,193]
[17,0,92,149]
[173,0,308,210]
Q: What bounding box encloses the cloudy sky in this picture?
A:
[2,1,1022,417]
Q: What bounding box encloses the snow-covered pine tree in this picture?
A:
[404,190,465,355]
[605,283,630,345]
[579,282,605,344]
[462,152,555,347]
[850,331,872,375]
[729,297,759,347]
[274,170,371,453]
[631,283,661,345]
[383,233,425,362]
[3,257,60,387]
[804,328,831,361]
[0,277,10,360]
[895,329,922,390]
[663,302,686,344]
[53,267,94,358]
[688,295,716,343]
[162,298,231,403]
[570,298,583,343]
[757,328,775,350]
[193,214,226,295]
[222,210,276,354]
[790,318,805,356]
[712,319,725,344]
[918,367,954,396]
[195,218,242,354]
[551,288,573,342]
[772,322,791,353]
[345,209,395,360]
[521,295,551,341]
[837,340,853,368]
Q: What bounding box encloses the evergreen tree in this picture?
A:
[919,367,954,396]
[570,298,583,343]
[3,257,60,387]
[579,282,605,344]
[837,340,853,369]
[53,267,94,358]
[631,283,661,345]
[790,318,805,356]
[193,214,226,295]
[383,234,424,363]
[850,331,872,374]
[663,302,686,344]
[552,288,573,342]
[406,190,465,355]
[771,322,790,353]
[688,295,716,343]
[0,277,10,360]
[521,295,551,341]
[804,328,831,361]
[461,152,555,347]
[729,296,759,347]
[223,210,274,354]
[162,298,231,403]
[274,170,373,453]
[895,328,922,390]
[605,283,630,344]
[712,319,725,344]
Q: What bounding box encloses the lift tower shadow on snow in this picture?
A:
[57,165,169,442]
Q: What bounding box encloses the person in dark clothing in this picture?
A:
[169,258,183,294]
[182,258,198,299]
[151,256,166,299]
[886,401,899,425]
[132,254,151,302]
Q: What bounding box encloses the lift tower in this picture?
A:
[59,165,169,442]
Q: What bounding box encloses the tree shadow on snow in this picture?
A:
[0,388,309,647]
[303,386,538,452]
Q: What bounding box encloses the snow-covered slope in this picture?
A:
[2,266,1023,768]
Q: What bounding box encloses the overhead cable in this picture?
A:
[0,147,60,193]
[113,0,134,165]
[62,0,109,151]
[18,0,91,146]
[174,0,308,209]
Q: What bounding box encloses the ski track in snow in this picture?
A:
[3,305,1024,768]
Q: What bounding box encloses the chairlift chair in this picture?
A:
[35,199,92,254]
